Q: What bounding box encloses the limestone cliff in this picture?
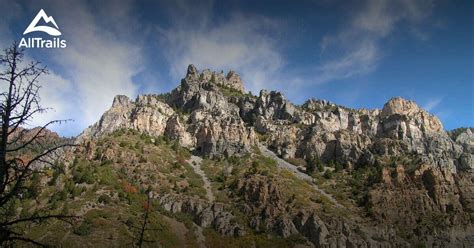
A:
[75,64,473,247]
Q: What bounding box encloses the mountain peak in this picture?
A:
[225,70,245,92]
[112,95,131,108]
[183,64,245,93]
[81,65,471,171]
[381,97,419,116]
[186,64,198,77]
[381,96,443,132]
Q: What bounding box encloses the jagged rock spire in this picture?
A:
[112,95,131,108]
[186,64,199,78]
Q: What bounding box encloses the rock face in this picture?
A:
[235,174,293,236]
[79,64,256,158]
[77,64,473,246]
[156,194,245,236]
[368,165,474,247]
[233,174,409,247]
[454,129,474,170]
[78,94,175,140]
[81,65,471,172]
[252,95,469,172]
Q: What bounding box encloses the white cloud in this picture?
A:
[423,97,443,112]
[0,0,145,135]
[28,71,75,134]
[48,0,141,129]
[157,7,284,94]
[0,0,438,136]
[314,40,378,84]
[157,0,435,96]
[314,0,434,85]
[0,54,74,134]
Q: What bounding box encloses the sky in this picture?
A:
[0,0,472,136]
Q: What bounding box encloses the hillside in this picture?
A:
[11,65,474,247]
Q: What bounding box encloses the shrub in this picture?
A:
[98,194,111,205]
[72,163,95,184]
[119,141,128,148]
[65,180,75,193]
[27,172,41,198]
[139,155,147,163]
[306,155,323,174]
[74,221,92,236]
[134,142,143,151]
[59,189,68,201]
[171,141,180,152]
[334,162,344,172]
[49,163,64,186]
[171,162,182,170]
[317,162,324,172]
[323,170,333,179]
[125,217,135,227]
[71,186,82,198]
[123,181,138,193]
[61,202,70,215]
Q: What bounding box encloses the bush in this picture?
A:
[98,194,111,205]
[323,170,333,179]
[65,180,75,194]
[306,155,325,174]
[171,162,182,170]
[334,162,344,172]
[139,155,147,163]
[27,172,41,198]
[59,189,68,200]
[119,141,128,148]
[125,217,135,227]
[72,164,95,184]
[122,181,138,193]
[49,163,64,186]
[74,221,92,236]
[171,141,180,152]
[62,202,70,215]
[49,189,68,206]
[317,162,324,172]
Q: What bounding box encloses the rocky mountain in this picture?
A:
[17,65,472,247]
[80,64,471,171]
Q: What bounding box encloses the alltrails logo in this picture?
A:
[19,9,67,48]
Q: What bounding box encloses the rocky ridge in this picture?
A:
[79,65,471,173]
[76,64,473,247]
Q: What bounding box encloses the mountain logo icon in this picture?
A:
[23,9,62,36]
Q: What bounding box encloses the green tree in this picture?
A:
[306,155,323,174]
[27,172,41,198]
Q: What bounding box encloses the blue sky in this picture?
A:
[0,0,472,136]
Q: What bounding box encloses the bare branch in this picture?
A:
[1,214,76,227]
[0,42,75,246]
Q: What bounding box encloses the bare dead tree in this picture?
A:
[126,190,156,248]
[0,42,74,246]
[137,191,151,248]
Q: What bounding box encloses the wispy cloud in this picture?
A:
[0,0,145,135]
[423,97,443,112]
[156,1,284,94]
[313,0,434,85]
[48,0,142,131]
[0,0,443,136]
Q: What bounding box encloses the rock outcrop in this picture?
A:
[76,64,473,246]
[156,193,245,236]
[252,95,470,172]
[80,65,471,172]
[79,65,256,158]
